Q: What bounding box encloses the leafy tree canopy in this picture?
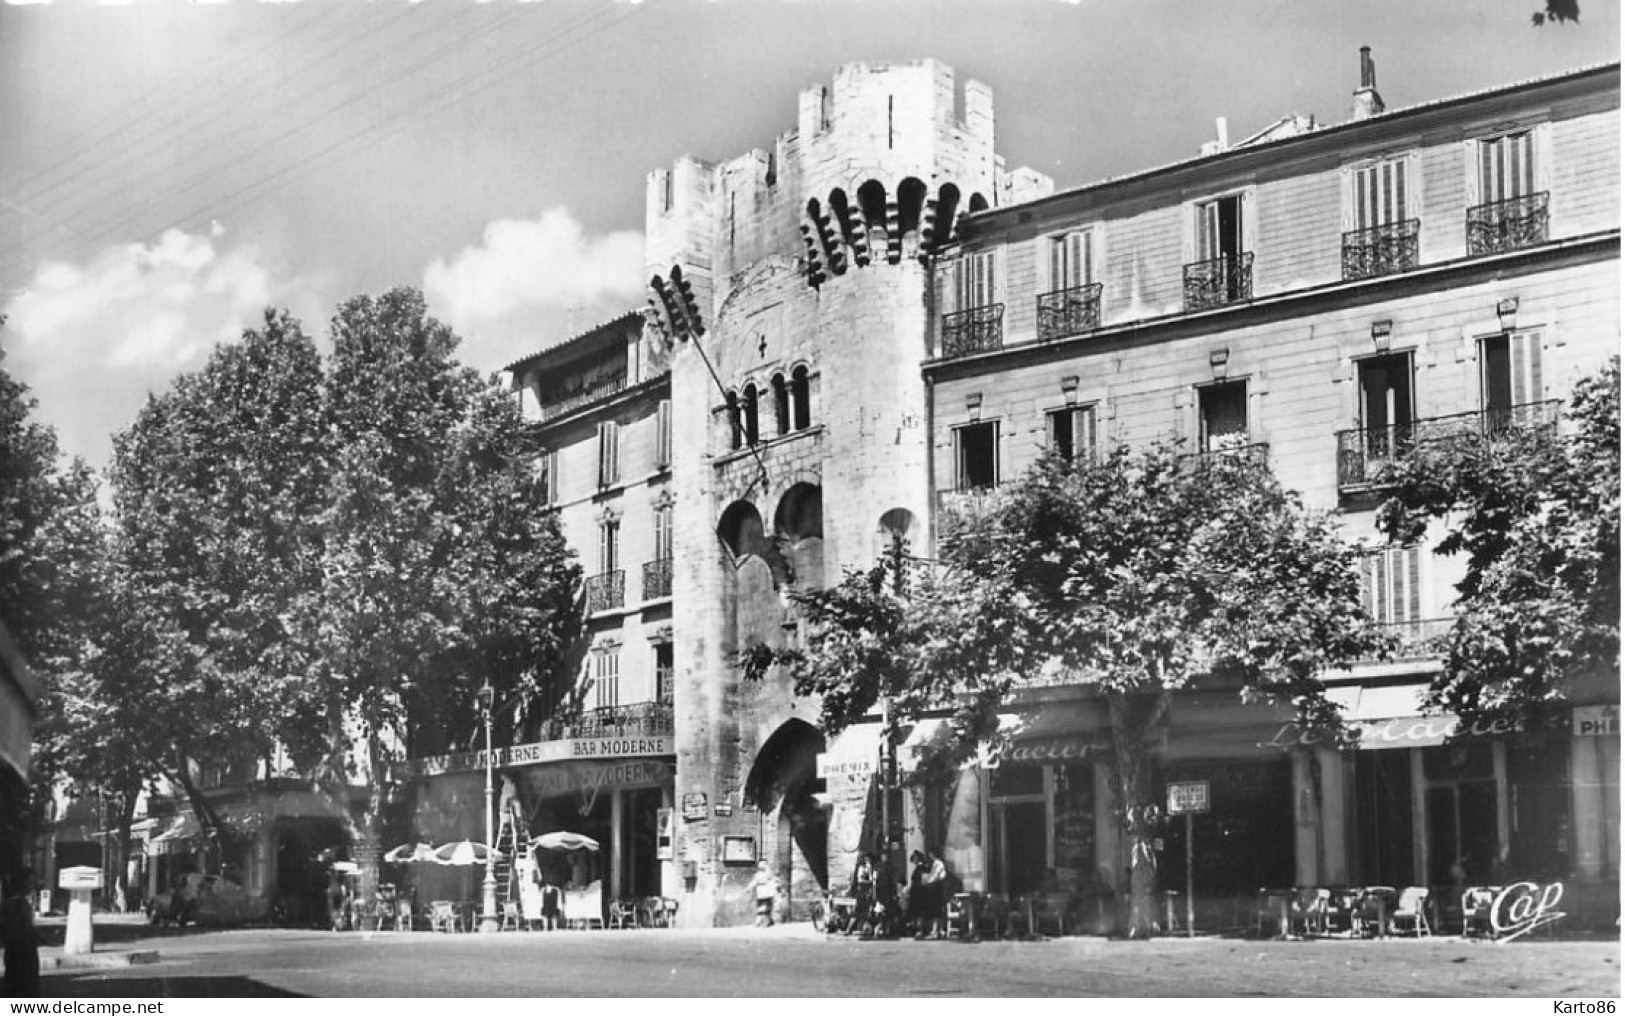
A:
[1376,356,1619,723]
[745,444,1386,936]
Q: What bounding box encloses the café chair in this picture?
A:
[609,898,638,929]
[429,899,461,934]
[1389,886,1432,937]
[1355,887,1396,938]
[1461,886,1500,938]
[1290,887,1329,937]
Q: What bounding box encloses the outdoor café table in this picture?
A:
[1258,888,1293,938]
[949,892,981,941]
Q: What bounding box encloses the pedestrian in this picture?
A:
[0,874,40,998]
[751,860,778,928]
[850,853,876,937]
[911,849,948,939]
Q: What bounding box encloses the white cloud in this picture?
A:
[2,227,321,470]
[423,208,645,365]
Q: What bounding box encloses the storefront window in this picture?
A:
[1508,735,1573,880]
[1354,749,1414,887]
[1158,759,1292,898]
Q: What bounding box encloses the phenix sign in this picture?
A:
[1489,882,1566,942]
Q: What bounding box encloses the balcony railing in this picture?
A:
[1036,283,1104,342]
[1185,440,1270,466]
[1466,192,1549,256]
[642,558,673,600]
[1363,618,1455,663]
[1183,253,1253,312]
[585,570,625,614]
[1342,219,1421,281]
[539,700,674,742]
[539,374,627,421]
[1335,401,1561,491]
[935,485,1001,518]
[940,304,1005,359]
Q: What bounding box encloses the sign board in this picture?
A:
[1573,705,1618,738]
[655,808,674,860]
[721,835,756,864]
[402,734,674,778]
[1166,781,1211,815]
[681,792,708,822]
[816,754,875,781]
[58,866,103,891]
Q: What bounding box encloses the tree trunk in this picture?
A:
[112,791,137,913]
[1107,691,1173,939]
[168,757,234,872]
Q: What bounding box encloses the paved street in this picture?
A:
[29,921,1622,997]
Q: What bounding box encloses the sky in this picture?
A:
[0,0,1618,472]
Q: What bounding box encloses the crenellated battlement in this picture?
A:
[643,60,1051,336]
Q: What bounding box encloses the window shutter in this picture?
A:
[1511,331,1543,405]
[1405,546,1421,623]
[1533,122,1553,197]
[656,400,672,469]
[1405,151,1423,224]
[1463,140,1482,210]
[1078,406,1097,463]
[1340,165,1356,233]
[1047,237,1063,293]
[1240,188,1257,255]
[1181,200,1198,265]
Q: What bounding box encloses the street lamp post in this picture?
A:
[477,680,499,933]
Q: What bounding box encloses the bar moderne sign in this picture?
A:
[402,734,673,778]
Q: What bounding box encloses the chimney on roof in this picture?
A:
[1200,116,1230,157]
[1352,46,1386,121]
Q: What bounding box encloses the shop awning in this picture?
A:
[147,814,203,856]
[1259,683,1520,751]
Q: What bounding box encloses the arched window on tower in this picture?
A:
[772,374,790,436]
[725,390,742,450]
[742,382,761,446]
[790,366,811,431]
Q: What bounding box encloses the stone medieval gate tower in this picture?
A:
[644,60,1048,926]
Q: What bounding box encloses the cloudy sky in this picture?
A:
[1,0,1617,471]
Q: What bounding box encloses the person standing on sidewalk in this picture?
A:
[751,861,779,928]
[1,871,40,997]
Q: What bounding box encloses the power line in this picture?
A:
[0,2,518,273]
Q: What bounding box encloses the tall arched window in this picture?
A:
[742,382,761,446]
[725,390,742,450]
[790,366,811,431]
[771,374,790,436]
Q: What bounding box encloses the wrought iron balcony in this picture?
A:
[1183,253,1253,312]
[585,570,625,614]
[1036,283,1103,342]
[1342,219,1421,281]
[1358,618,1455,663]
[940,304,1004,358]
[1466,192,1549,256]
[1335,401,1561,491]
[539,700,674,742]
[642,557,673,600]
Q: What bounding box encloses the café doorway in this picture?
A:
[987,766,1050,896]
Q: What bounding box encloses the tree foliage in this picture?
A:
[1531,0,1580,26]
[98,290,579,901]
[1376,357,1619,723]
[746,444,1386,936]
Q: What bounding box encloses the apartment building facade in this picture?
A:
[923,56,1620,928]
[404,311,679,907]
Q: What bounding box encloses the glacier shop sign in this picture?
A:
[402,735,673,778]
[1258,713,1519,751]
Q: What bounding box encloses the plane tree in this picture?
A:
[746,444,1386,937]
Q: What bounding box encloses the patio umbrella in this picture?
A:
[432,840,504,866]
[530,831,600,853]
[383,842,437,865]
